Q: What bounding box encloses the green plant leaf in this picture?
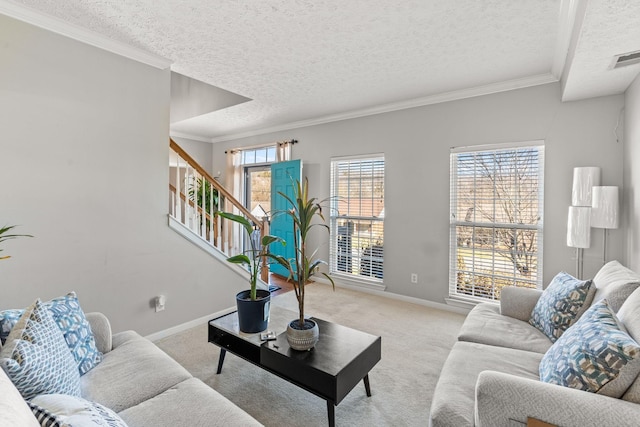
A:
[261,235,284,247]
[226,254,251,267]
[216,211,254,236]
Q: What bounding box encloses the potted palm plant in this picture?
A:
[0,225,32,260]
[216,211,284,333]
[270,177,335,351]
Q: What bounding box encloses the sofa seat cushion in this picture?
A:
[80,331,191,413]
[430,341,543,427]
[118,378,262,427]
[457,303,552,354]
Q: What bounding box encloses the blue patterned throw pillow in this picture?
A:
[539,299,640,397]
[0,309,24,346]
[0,292,102,375]
[529,272,595,342]
[45,292,103,375]
[29,394,129,427]
[0,299,81,400]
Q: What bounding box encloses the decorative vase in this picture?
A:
[286,318,319,351]
[236,289,270,333]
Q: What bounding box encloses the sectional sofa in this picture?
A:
[430,260,640,427]
[0,295,261,426]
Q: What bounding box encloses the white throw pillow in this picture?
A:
[29,394,128,427]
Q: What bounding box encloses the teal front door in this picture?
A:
[270,159,302,278]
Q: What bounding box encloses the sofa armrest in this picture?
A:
[475,371,640,427]
[500,287,542,321]
[85,312,112,354]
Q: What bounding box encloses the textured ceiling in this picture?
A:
[5,0,640,142]
[562,0,640,101]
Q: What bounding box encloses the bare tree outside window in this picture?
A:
[450,144,544,301]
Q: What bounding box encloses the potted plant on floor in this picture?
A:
[216,211,284,333]
[270,177,335,351]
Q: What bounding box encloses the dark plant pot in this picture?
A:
[236,289,271,333]
[286,318,319,351]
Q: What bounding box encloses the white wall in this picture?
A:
[0,15,248,335]
[624,75,640,272]
[212,83,625,304]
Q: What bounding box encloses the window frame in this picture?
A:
[449,141,544,304]
[329,154,385,286]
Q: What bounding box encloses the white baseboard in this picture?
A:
[313,276,470,315]
[146,276,470,341]
[145,305,236,342]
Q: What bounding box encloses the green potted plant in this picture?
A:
[0,225,32,260]
[270,177,335,351]
[216,211,284,333]
[188,177,221,239]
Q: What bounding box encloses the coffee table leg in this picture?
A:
[363,374,372,397]
[326,401,335,427]
[216,349,226,374]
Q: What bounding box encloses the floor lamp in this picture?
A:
[568,167,600,279]
[567,206,591,279]
[591,186,619,265]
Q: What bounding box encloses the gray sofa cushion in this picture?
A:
[80,331,191,412]
[457,303,552,354]
[617,287,640,403]
[593,260,640,313]
[118,378,262,427]
[429,341,542,427]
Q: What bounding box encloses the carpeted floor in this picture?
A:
[155,284,466,426]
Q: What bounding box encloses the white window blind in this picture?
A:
[330,155,385,282]
[449,142,544,302]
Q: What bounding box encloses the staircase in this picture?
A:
[168,138,269,282]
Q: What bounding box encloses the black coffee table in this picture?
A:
[208,306,381,427]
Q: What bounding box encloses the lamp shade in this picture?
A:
[591,186,619,229]
[567,206,591,248]
[572,167,601,206]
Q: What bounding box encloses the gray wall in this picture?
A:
[0,15,248,335]
[172,136,214,174]
[212,83,625,303]
[624,75,640,272]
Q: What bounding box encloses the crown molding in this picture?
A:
[209,73,558,143]
[0,0,172,70]
[169,131,213,143]
[551,0,583,79]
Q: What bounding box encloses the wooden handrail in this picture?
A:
[170,139,263,228]
[170,138,269,282]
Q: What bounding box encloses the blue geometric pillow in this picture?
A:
[529,272,595,342]
[0,299,81,400]
[45,292,103,375]
[540,299,640,397]
[0,309,24,346]
[0,292,102,375]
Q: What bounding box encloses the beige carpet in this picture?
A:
[155,284,465,426]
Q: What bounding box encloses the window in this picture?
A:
[241,146,277,165]
[449,142,544,302]
[330,155,385,283]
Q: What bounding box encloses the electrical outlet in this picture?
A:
[155,295,166,312]
[411,273,418,284]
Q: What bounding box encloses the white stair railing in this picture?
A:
[169,139,269,281]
